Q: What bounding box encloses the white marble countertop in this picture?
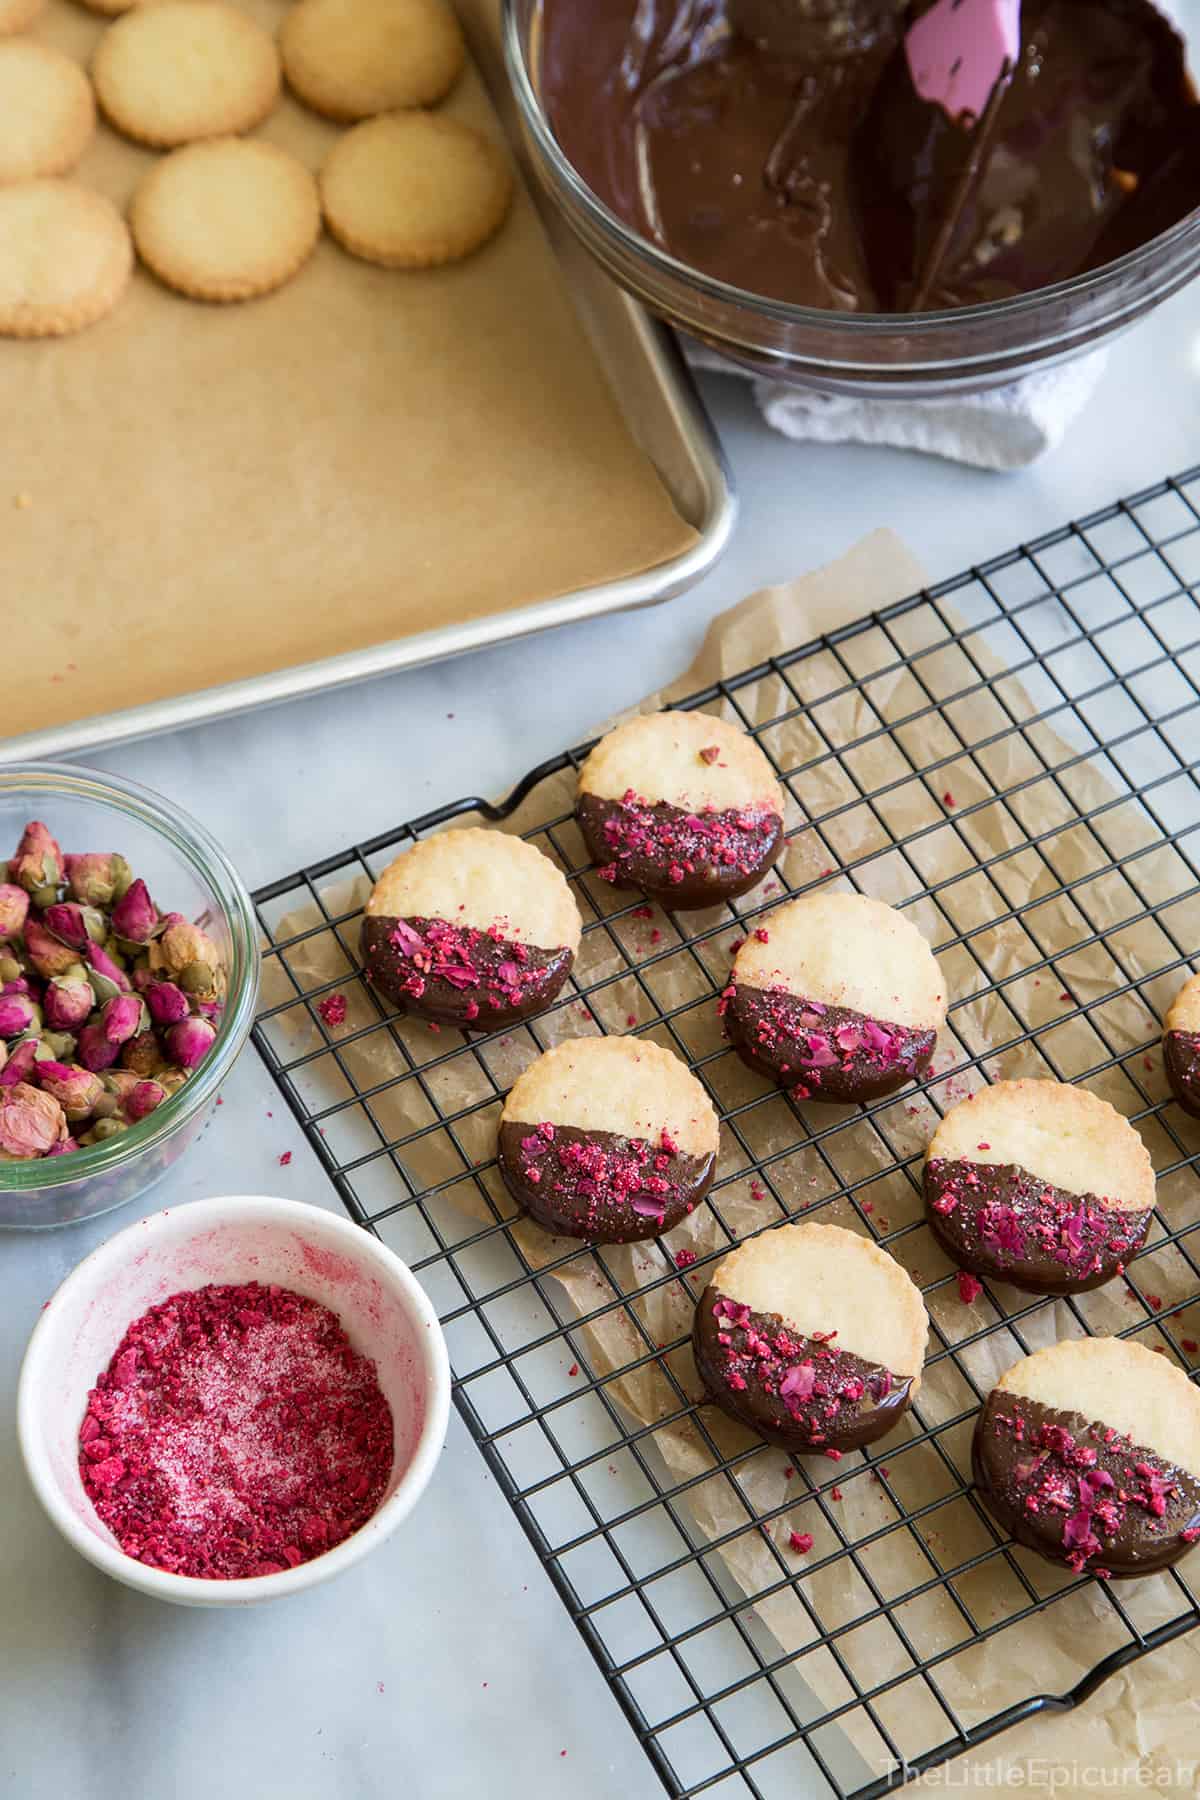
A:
[2,289,1198,1800]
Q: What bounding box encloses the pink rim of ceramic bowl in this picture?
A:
[17,1195,451,1607]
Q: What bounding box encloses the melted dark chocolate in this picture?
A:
[973,1389,1200,1577]
[498,1119,714,1242]
[1164,1028,1200,1119]
[723,985,936,1103]
[540,0,1200,312]
[578,792,782,910]
[925,1157,1152,1295]
[693,1287,913,1451]
[362,915,573,1029]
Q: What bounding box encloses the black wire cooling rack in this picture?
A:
[252,465,1200,1798]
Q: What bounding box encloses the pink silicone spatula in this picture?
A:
[905,0,1021,123]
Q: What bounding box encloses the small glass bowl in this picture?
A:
[0,764,259,1231]
[504,0,1200,396]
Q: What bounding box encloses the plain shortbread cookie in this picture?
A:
[281,0,465,122]
[0,43,95,183]
[0,180,132,337]
[131,138,321,302]
[502,1037,719,1161]
[92,1,280,148]
[320,112,512,270]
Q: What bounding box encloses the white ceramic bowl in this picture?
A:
[17,1195,451,1607]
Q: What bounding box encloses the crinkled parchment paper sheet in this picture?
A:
[263,532,1200,1791]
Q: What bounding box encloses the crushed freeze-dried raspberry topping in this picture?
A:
[317,992,348,1027]
[366,914,569,1021]
[926,1158,1151,1288]
[79,1281,394,1581]
[725,986,935,1093]
[696,1294,908,1450]
[984,1396,1200,1574]
[582,790,779,890]
[506,1120,708,1239]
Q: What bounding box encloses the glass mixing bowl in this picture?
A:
[504,0,1200,396]
[0,766,259,1231]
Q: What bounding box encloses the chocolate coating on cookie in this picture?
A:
[694,1291,912,1452]
[578,792,783,909]
[1164,974,1200,1117]
[925,1160,1152,1295]
[1164,1032,1200,1118]
[363,915,573,1028]
[724,988,936,1103]
[973,1391,1200,1578]
[498,1120,714,1243]
[577,711,784,911]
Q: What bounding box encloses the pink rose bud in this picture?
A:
[165,1015,217,1070]
[23,917,80,980]
[0,992,38,1037]
[45,1136,79,1158]
[64,853,132,909]
[8,820,63,896]
[0,884,29,940]
[145,980,191,1026]
[0,1081,66,1158]
[110,878,159,946]
[100,994,143,1046]
[76,1021,120,1073]
[124,1079,167,1123]
[36,1061,105,1122]
[43,902,107,950]
[84,940,132,999]
[0,1039,40,1086]
[42,970,95,1031]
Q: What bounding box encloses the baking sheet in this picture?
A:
[0,0,731,759]
[257,525,1200,1793]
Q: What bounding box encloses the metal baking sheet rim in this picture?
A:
[3,346,736,764]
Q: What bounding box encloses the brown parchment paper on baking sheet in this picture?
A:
[3,0,696,743]
[261,533,1200,1791]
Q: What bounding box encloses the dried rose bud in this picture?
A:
[23,917,80,981]
[0,1039,41,1087]
[81,1117,128,1146]
[99,994,144,1046]
[42,966,95,1031]
[42,901,108,951]
[0,1081,67,1159]
[0,992,39,1038]
[39,1029,77,1062]
[110,878,160,947]
[149,922,222,994]
[64,852,133,909]
[157,1067,188,1098]
[45,1136,79,1158]
[76,1021,120,1073]
[0,952,22,986]
[123,1079,167,1123]
[120,1029,164,1077]
[0,884,29,941]
[144,980,191,1026]
[84,940,132,1003]
[8,821,63,898]
[36,1061,105,1123]
[164,1015,217,1070]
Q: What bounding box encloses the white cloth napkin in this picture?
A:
[685,340,1110,472]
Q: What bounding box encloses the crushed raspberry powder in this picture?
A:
[79,1282,394,1580]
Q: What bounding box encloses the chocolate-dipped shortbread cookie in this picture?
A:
[577,711,784,910]
[362,828,582,1029]
[924,1080,1154,1296]
[1163,972,1200,1118]
[694,1221,927,1454]
[498,1036,719,1243]
[974,1338,1200,1579]
[722,892,945,1103]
